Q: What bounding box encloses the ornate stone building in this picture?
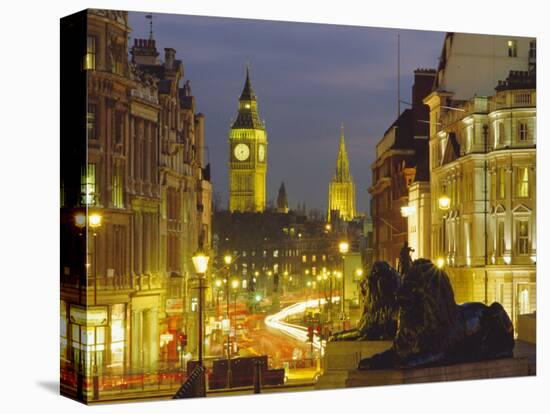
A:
[424,33,536,325]
[228,68,268,213]
[328,126,356,222]
[370,70,435,268]
[60,10,212,399]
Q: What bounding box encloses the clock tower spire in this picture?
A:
[228,66,268,212]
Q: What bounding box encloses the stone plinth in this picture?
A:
[345,357,530,388]
[315,341,392,389]
[517,313,536,344]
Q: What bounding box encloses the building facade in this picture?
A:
[370,69,435,269]
[60,10,212,398]
[424,33,536,325]
[328,126,356,222]
[228,68,268,213]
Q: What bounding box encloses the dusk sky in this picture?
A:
[128,11,445,215]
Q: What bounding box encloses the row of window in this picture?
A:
[439,165,531,210]
[235,249,327,262]
[81,163,124,208]
[441,218,532,259]
[84,34,124,75]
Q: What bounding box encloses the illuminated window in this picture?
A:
[497,221,505,257]
[312,255,316,262]
[273,250,279,258]
[84,35,96,70]
[518,288,530,315]
[60,301,67,359]
[302,255,307,263]
[507,40,517,57]
[494,121,504,147]
[81,163,97,206]
[87,103,97,140]
[518,121,528,141]
[516,167,529,198]
[465,126,473,153]
[498,167,506,199]
[517,221,529,255]
[112,164,123,208]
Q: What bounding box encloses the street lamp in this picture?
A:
[438,195,450,211]
[438,194,450,265]
[215,279,223,318]
[231,278,240,358]
[191,250,209,370]
[75,211,102,400]
[338,241,349,326]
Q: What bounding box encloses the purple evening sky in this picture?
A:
[128,11,445,216]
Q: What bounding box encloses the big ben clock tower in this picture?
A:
[228,67,267,212]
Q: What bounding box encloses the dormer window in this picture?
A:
[507,40,518,57]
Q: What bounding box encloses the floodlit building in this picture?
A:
[424,33,536,325]
[60,9,212,398]
[228,68,268,213]
[328,126,356,222]
[370,69,435,268]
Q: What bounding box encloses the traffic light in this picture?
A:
[178,333,187,349]
[307,325,314,342]
[316,324,322,340]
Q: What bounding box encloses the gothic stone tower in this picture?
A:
[328,125,356,221]
[276,182,289,214]
[228,67,267,212]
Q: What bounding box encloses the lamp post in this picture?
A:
[191,250,209,370]
[223,255,233,388]
[338,241,349,326]
[438,194,450,267]
[75,211,102,401]
[215,279,222,318]
[483,124,489,304]
[231,278,239,351]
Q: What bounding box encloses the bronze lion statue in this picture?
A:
[359,259,515,369]
[330,261,401,341]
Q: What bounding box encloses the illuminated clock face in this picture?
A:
[258,144,265,162]
[234,143,250,161]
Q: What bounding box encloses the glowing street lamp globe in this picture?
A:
[215,279,222,288]
[192,250,209,274]
[339,241,349,254]
[224,255,232,265]
[438,195,451,211]
[74,212,102,229]
[231,279,240,289]
[436,257,445,269]
[89,213,102,228]
[74,213,86,228]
